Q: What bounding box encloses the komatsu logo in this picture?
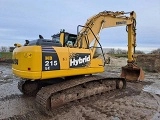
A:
[116,21,126,25]
[70,54,90,67]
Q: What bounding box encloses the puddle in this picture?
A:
[143,83,160,95]
[151,112,160,120]
[0,81,22,99]
[0,96,35,119]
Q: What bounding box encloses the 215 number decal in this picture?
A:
[44,60,58,70]
[45,61,57,66]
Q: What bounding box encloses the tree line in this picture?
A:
[0,46,160,54]
[107,48,160,54]
[107,48,145,54]
[0,46,15,52]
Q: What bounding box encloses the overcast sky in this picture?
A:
[0,0,160,52]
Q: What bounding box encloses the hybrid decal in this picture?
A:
[42,47,60,71]
[70,53,90,68]
[116,21,126,25]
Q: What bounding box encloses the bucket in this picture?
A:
[121,63,144,81]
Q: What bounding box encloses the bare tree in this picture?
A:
[150,48,160,54]
[116,48,122,54]
[116,48,127,54]
[107,48,127,54]
[108,48,115,54]
[0,46,8,52]
[135,50,145,54]
[121,50,127,54]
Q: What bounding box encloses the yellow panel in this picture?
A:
[90,58,103,67]
[53,47,69,69]
[41,67,104,79]
[69,48,90,53]
[12,46,42,72]
[12,68,41,79]
[12,46,42,79]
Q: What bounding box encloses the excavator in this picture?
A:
[12,10,144,114]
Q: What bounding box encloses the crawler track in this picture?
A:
[36,75,126,115]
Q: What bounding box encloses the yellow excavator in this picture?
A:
[12,11,144,114]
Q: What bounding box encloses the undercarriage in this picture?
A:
[18,75,126,116]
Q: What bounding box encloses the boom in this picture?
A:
[76,11,136,62]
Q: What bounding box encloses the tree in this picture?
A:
[121,50,127,54]
[135,50,145,54]
[150,48,160,54]
[0,46,8,52]
[116,48,127,54]
[108,48,115,54]
[116,48,122,54]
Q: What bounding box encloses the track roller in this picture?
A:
[116,79,126,89]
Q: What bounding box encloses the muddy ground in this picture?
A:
[0,58,160,120]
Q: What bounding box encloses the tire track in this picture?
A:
[0,111,49,120]
[0,94,27,102]
[150,93,160,120]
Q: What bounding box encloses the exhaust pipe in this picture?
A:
[121,63,144,81]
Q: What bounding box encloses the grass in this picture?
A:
[0,52,12,60]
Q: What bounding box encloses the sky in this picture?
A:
[0,0,160,52]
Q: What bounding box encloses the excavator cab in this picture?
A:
[52,30,77,47]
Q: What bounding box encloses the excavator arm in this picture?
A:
[75,11,144,81]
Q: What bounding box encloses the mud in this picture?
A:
[0,61,160,120]
[136,54,160,73]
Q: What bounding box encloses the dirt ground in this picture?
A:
[0,57,160,120]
